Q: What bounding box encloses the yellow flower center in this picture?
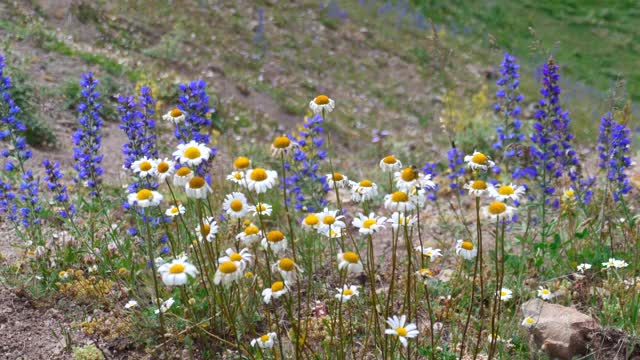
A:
[266,230,285,243]
[323,216,336,225]
[420,268,433,276]
[332,172,344,181]
[304,214,319,226]
[255,204,267,212]
[314,95,330,105]
[230,253,243,262]
[189,177,206,189]
[184,146,202,160]
[525,317,534,324]
[170,207,179,214]
[564,189,575,197]
[383,155,397,164]
[139,161,152,171]
[343,289,354,296]
[170,108,182,117]
[279,258,295,271]
[500,291,507,297]
[200,224,211,236]
[245,271,253,278]
[273,136,291,149]
[391,191,409,202]
[461,241,474,250]
[401,167,417,182]
[169,263,185,274]
[230,199,244,212]
[244,225,259,235]
[472,152,488,164]
[136,189,153,200]
[359,179,373,187]
[471,180,487,190]
[250,168,268,181]
[260,334,271,342]
[363,219,377,229]
[219,261,237,274]
[541,289,550,295]
[234,156,250,169]
[488,201,507,215]
[271,281,284,292]
[342,251,359,263]
[176,167,192,176]
[233,172,243,180]
[395,327,408,337]
[497,185,514,195]
[157,161,169,173]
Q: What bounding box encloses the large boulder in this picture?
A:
[522,299,600,359]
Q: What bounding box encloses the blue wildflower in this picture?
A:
[598,112,632,202]
[42,159,75,218]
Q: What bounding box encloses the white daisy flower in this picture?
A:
[233,156,252,170]
[483,201,516,220]
[163,108,186,124]
[214,261,243,286]
[464,179,489,197]
[415,246,443,261]
[273,257,302,282]
[379,155,403,172]
[165,204,186,217]
[226,171,246,185]
[316,207,346,234]
[489,183,526,202]
[173,140,211,167]
[130,157,156,177]
[498,288,512,301]
[335,285,360,303]
[522,316,536,328]
[301,213,321,230]
[127,189,163,208]
[464,151,495,171]
[222,192,249,219]
[218,248,253,270]
[185,176,212,199]
[352,213,387,235]
[350,179,378,203]
[157,256,198,286]
[455,240,477,260]
[388,212,416,230]
[261,230,287,254]
[577,263,592,273]
[384,191,416,212]
[250,202,273,217]
[173,166,194,187]
[155,297,175,314]
[394,167,436,192]
[246,168,278,194]
[326,172,349,189]
[385,315,419,348]
[251,332,277,349]
[236,223,261,245]
[337,251,364,273]
[309,94,335,115]
[603,258,629,269]
[271,136,295,157]
[154,158,176,182]
[196,217,219,242]
[537,286,553,301]
[124,300,138,309]
[261,281,288,304]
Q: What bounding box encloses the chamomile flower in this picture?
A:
[261,230,287,254]
[352,213,387,235]
[165,204,186,217]
[385,315,419,348]
[185,176,212,199]
[214,261,243,286]
[233,156,251,170]
[271,135,295,157]
[218,248,253,270]
[124,300,138,309]
[316,208,346,234]
[380,155,403,172]
[417,268,434,279]
[483,201,515,220]
[155,297,175,314]
[163,108,186,124]
[301,213,321,230]
[273,258,302,282]
[251,332,277,349]
[246,168,278,194]
[577,263,592,273]
[464,151,495,171]
[154,158,175,182]
[157,256,198,286]
[250,202,273,217]
[394,167,436,191]
[127,189,163,208]
[562,188,576,202]
[226,171,245,185]
[173,166,194,187]
[388,212,416,230]
[464,179,489,197]
[490,183,526,202]
[537,286,553,300]
[522,316,536,328]
[335,285,360,303]
[236,223,261,245]
[222,192,249,219]
[326,172,349,189]
[455,240,477,260]
[337,251,364,273]
[415,246,443,261]
[384,191,416,212]
[498,288,512,301]
[130,157,156,177]
[350,179,378,202]
[602,258,629,269]
[173,140,211,167]
[261,281,288,304]
[309,94,335,115]
[196,217,219,242]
